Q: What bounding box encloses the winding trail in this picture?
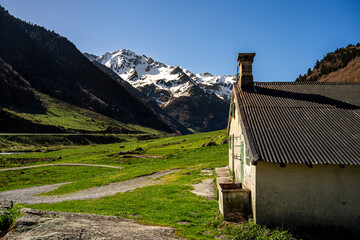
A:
[0,170,177,204]
[0,163,123,172]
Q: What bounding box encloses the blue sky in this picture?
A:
[1,0,359,81]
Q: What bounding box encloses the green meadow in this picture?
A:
[0,130,295,239]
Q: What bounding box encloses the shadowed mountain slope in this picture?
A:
[0,56,39,107]
[0,6,173,133]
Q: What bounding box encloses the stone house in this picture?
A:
[225,53,360,231]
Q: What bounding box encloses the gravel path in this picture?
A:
[0,170,177,204]
[0,163,123,172]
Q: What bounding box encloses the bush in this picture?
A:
[206,214,297,240]
[0,203,22,237]
[223,219,296,240]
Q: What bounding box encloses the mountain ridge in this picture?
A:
[85,49,235,132]
[89,60,190,134]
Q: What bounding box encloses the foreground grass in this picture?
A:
[28,149,295,239]
[31,170,220,239]
[0,129,296,239]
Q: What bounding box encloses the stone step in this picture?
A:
[216,176,233,186]
[215,166,230,177]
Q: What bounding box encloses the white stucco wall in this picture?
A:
[243,154,257,219]
[228,89,360,231]
[228,93,257,218]
[255,162,360,231]
[228,94,241,173]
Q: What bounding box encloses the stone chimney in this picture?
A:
[237,53,256,90]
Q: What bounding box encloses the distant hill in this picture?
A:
[0,6,174,133]
[296,44,360,82]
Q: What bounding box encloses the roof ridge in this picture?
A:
[254,82,360,85]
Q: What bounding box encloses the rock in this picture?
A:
[190,179,215,200]
[176,221,190,225]
[170,66,182,75]
[200,169,214,176]
[134,147,143,152]
[0,199,13,213]
[202,141,217,147]
[3,208,179,239]
[147,57,154,64]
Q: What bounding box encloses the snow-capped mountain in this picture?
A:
[84,49,235,132]
[85,49,235,104]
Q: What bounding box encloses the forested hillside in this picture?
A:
[296,44,360,82]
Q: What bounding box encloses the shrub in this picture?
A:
[0,203,23,237]
[223,219,296,240]
[207,214,297,240]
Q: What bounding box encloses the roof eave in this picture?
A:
[233,84,262,165]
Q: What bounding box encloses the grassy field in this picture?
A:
[0,129,296,239]
[0,165,121,192]
[1,91,162,135]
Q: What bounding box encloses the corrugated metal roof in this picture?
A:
[234,82,360,165]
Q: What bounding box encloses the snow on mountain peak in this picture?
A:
[86,49,235,105]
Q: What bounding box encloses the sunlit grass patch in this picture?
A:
[0,165,121,192]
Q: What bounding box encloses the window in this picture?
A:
[231,102,235,118]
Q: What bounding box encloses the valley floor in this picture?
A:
[0,130,228,239]
[0,130,296,240]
